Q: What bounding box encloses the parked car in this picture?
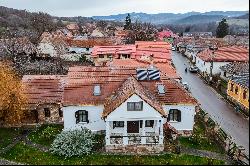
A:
[189,66,199,73]
[171,47,176,51]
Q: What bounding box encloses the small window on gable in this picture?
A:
[93,85,101,96]
[167,109,181,122]
[44,108,50,117]
[127,102,143,111]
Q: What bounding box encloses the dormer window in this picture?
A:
[93,85,101,96]
[157,84,165,95]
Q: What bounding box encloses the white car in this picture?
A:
[171,47,176,51]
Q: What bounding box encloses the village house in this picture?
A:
[195,46,249,77]
[62,65,197,153]
[91,41,172,66]
[37,33,68,58]
[21,63,197,153]
[220,62,249,81]
[66,23,80,35]
[157,29,178,43]
[227,73,249,113]
[183,32,213,38]
[22,75,66,124]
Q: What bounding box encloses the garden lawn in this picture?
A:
[0,142,225,165]
[179,115,225,154]
[0,128,22,150]
[28,124,63,147]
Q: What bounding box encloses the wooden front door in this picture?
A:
[127,121,139,133]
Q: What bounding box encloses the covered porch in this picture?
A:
[105,119,164,146]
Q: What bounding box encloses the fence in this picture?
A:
[197,108,249,165]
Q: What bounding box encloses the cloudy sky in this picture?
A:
[0,0,249,17]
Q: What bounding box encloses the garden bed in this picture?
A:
[0,142,225,165]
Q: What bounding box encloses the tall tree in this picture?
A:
[0,61,26,126]
[216,18,229,38]
[124,13,132,30]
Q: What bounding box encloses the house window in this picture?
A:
[230,83,234,92]
[113,121,124,128]
[235,86,239,95]
[75,110,89,124]
[44,108,50,117]
[59,108,63,117]
[86,48,89,51]
[99,55,104,58]
[167,109,181,122]
[145,120,154,127]
[243,90,247,99]
[127,102,143,111]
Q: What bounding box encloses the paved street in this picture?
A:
[171,51,249,155]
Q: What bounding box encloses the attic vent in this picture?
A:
[157,84,165,95]
[93,85,101,96]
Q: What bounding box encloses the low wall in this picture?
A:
[105,144,164,154]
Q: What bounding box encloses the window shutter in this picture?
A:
[86,111,89,123]
[177,110,181,122]
[75,111,79,124]
[140,120,143,128]
[167,113,170,122]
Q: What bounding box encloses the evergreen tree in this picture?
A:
[124,13,132,30]
[216,18,229,38]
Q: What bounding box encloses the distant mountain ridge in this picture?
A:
[92,11,249,24]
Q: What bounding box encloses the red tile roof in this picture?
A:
[22,75,66,106]
[92,45,136,58]
[108,59,179,79]
[197,46,249,62]
[63,66,196,106]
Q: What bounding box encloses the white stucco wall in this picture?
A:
[37,43,57,57]
[163,105,196,131]
[196,57,230,75]
[63,105,105,131]
[106,94,164,121]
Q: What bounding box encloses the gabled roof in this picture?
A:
[22,75,66,107]
[102,76,166,118]
[197,46,249,62]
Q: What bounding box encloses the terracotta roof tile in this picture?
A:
[197,46,249,62]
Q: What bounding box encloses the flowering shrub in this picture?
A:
[50,127,94,158]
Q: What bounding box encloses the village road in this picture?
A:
[171,51,249,155]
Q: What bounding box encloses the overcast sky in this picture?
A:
[0,0,249,17]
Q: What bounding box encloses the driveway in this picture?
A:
[171,51,249,155]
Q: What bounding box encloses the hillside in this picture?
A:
[175,15,225,24]
[92,11,248,25]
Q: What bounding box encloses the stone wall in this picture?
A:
[105,144,164,154]
[177,130,193,137]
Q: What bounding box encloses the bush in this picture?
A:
[40,126,60,141]
[50,127,94,158]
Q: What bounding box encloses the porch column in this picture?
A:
[141,120,146,144]
[123,121,128,145]
[105,121,111,145]
[159,120,164,144]
[156,120,160,135]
